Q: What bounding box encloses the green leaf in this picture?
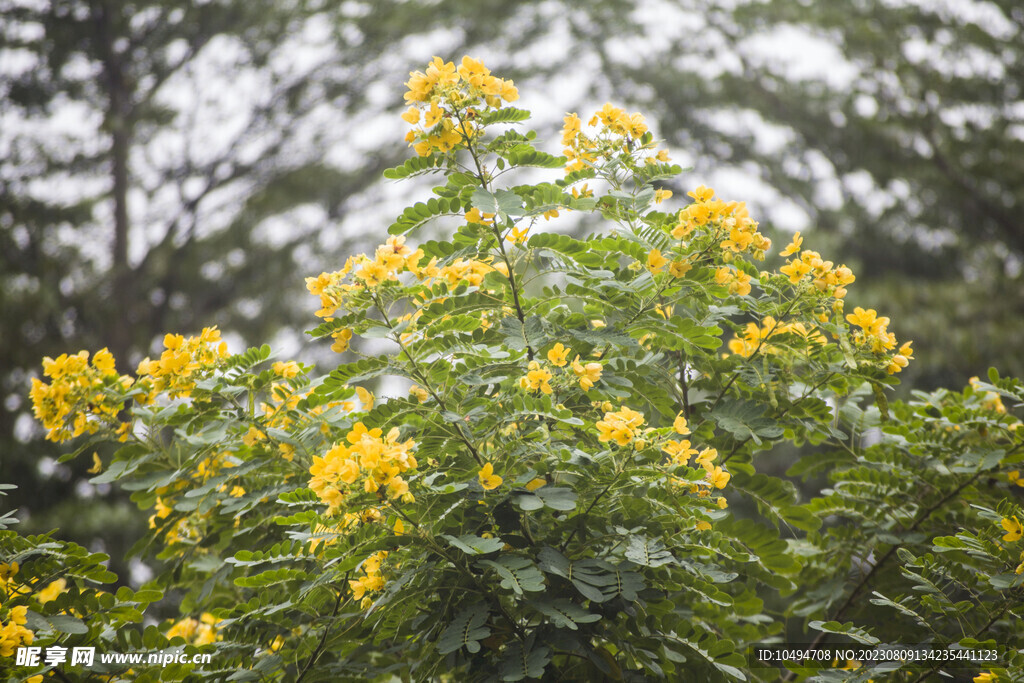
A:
[809,620,879,645]
[388,197,458,235]
[383,154,445,179]
[498,639,551,681]
[437,604,490,654]
[529,599,601,631]
[709,399,784,445]
[479,107,531,125]
[442,534,505,555]
[500,316,548,352]
[479,556,546,595]
[471,187,525,217]
[513,486,577,512]
[47,614,89,634]
[624,536,676,567]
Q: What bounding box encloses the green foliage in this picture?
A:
[7,59,1024,682]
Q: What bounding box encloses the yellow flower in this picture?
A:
[673,412,690,435]
[654,189,673,204]
[1001,516,1023,542]
[696,447,718,469]
[331,329,353,353]
[705,466,731,489]
[570,356,602,391]
[669,260,692,278]
[695,520,712,531]
[466,207,495,225]
[88,452,103,474]
[525,478,547,491]
[547,343,571,368]
[845,307,879,331]
[663,439,697,466]
[596,406,645,447]
[687,185,714,202]
[730,271,752,296]
[479,463,503,491]
[520,361,553,394]
[272,361,301,378]
[974,673,998,683]
[356,386,375,411]
[780,259,812,284]
[400,106,420,124]
[37,578,67,604]
[647,249,669,274]
[780,232,803,257]
[409,385,429,403]
[506,226,529,244]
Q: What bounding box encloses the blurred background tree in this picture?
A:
[2,0,1020,580]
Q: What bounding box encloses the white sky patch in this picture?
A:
[254,203,329,248]
[742,23,859,89]
[882,0,1019,41]
[695,107,796,155]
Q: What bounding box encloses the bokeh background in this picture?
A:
[2,0,1022,587]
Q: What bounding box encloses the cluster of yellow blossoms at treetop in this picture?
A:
[136,327,230,400]
[306,234,508,352]
[29,347,133,443]
[30,327,231,443]
[308,422,417,516]
[401,56,519,157]
[675,185,772,260]
[561,103,669,174]
[779,232,856,300]
[846,307,914,373]
[645,185,773,295]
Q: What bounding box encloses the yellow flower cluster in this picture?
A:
[1001,516,1023,542]
[520,361,553,394]
[969,376,1007,414]
[659,415,731,492]
[307,235,508,352]
[596,406,646,447]
[136,327,229,400]
[571,356,603,392]
[0,566,29,656]
[148,443,272,543]
[0,604,33,657]
[561,104,668,174]
[402,56,519,157]
[845,306,913,368]
[166,613,222,645]
[779,236,856,299]
[714,266,753,296]
[29,348,134,443]
[0,562,55,657]
[673,185,771,262]
[727,316,826,359]
[308,423,417,516]
[519,345,603,395]
[349,551,388,608]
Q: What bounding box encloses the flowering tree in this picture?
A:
[4,57,1024,682]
